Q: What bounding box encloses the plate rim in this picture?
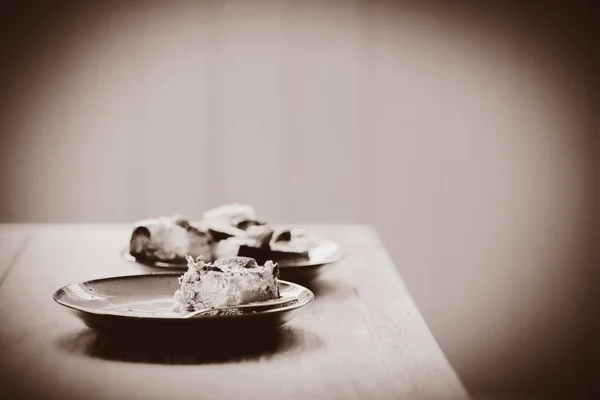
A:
[52,273,315,321]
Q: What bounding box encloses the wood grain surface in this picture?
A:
[0,224,470,400]
[0,224,32,282]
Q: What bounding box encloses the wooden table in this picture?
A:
[0,224,470,400]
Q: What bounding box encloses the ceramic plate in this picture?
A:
[121,240,343,282]
[53,274,314,337]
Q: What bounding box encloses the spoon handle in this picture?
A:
[185,297,297,318]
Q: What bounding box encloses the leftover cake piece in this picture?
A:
[202,203,256,221]
[233,216,267,231]
[210,225,319,264]
[201,203,325,264]
[204,219,248,242]
[173,255,280,313]
[213,224,275,259]
[269,228,320,253]
[203,203,267,235]
[129,215,214,264]
[246,224,275,245]
[237,228,319,264]
[237,245,310,265]
[213,236,256,260]
[236,245,307,265]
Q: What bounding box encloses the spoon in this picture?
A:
[183,297,298,318]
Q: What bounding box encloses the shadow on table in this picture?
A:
[302,277,355,301]
[56,325,322,365]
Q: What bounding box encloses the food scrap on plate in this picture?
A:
[129,215,214,265]
[173,255,280,314]
[128,204,325,266]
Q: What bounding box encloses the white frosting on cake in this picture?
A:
[202,203,256,222]
[269,228,320,253]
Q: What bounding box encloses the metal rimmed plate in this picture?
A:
[121,240,343,282]
[53,274,314,337]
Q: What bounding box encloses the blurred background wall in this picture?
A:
[1,1,597,398]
